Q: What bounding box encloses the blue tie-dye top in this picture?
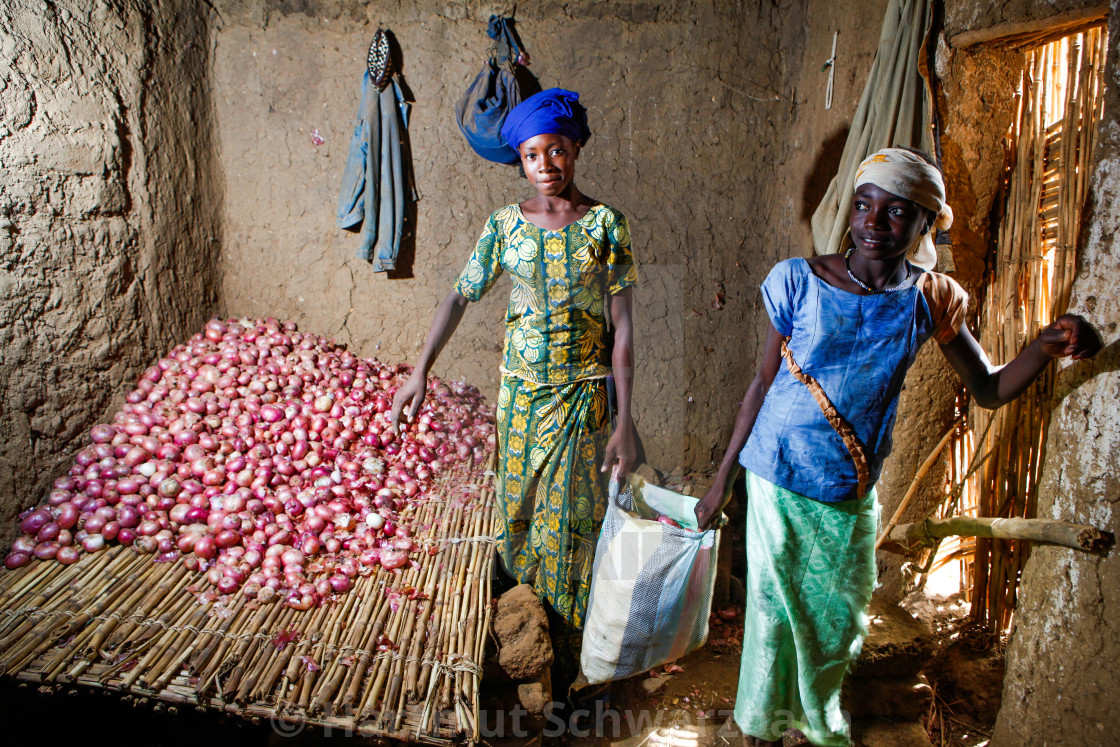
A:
[740,258,966,502]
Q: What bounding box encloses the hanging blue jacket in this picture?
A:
[337,73,413,271]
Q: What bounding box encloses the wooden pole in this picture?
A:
[884,516,1113,555]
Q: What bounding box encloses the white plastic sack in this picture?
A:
[580,474,723,684]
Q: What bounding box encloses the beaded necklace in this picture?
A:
[844,246,912,294]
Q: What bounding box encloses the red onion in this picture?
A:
[117,477,142,495]
[48,489,72,507]
[11,536,36,555]
[20,509,51,535]
[57,546,81,565]
[133,536,158,554]
[82,534,106,553]
[90,425,116,444]
[116,505,140,528]
[216,530,240,549]
[158,477,182,499]
[5,551,31,569]
[192,534,215,559]
[57,503,79,530]
[380,549,407,570]
[281,548,305,567]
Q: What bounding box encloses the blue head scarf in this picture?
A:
[500,88,591,155]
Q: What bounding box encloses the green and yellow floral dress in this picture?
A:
[454,202,637,631]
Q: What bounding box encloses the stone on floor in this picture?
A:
[516,667,553,718]
[493,584,554,681]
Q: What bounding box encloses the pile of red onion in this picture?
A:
[4,318,495,610]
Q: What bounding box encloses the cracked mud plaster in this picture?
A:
[0,0,222,548]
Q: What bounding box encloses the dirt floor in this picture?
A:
[901,592,1006,747]
[476,593,1004,747]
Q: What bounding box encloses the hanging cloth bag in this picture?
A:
[455,16,527,164]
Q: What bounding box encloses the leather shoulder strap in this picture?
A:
[780,337,870,497]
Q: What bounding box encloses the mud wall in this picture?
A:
[211,0,829,470]
[993,2,1120,742]
[0,0,222,546]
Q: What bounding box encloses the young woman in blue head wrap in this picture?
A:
[694,148,1100,747]
[390,88,638,683]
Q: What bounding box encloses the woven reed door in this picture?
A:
[964,27,1109,634]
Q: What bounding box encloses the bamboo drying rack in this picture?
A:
[0,455,498,744]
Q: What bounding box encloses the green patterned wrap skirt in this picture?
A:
[494,373,611,630]
[735,469,879,747]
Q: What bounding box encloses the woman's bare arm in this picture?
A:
[602,287,636,476]
[940,314,1101,409]
[389,291,470,432]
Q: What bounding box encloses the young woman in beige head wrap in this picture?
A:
[696,148,1100,747]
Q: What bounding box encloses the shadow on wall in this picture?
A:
[1050,335,1120,410]
[801,126,850,229]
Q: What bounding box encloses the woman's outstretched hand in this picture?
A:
[1037,314,1102,360]
[389,371,427,435]
[601,423,636,479]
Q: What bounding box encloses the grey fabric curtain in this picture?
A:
[810,0,936,259]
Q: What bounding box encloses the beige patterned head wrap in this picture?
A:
[853,148,954,270]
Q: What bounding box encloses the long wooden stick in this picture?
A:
[883,516,1114,555]
[876,421,959,550]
